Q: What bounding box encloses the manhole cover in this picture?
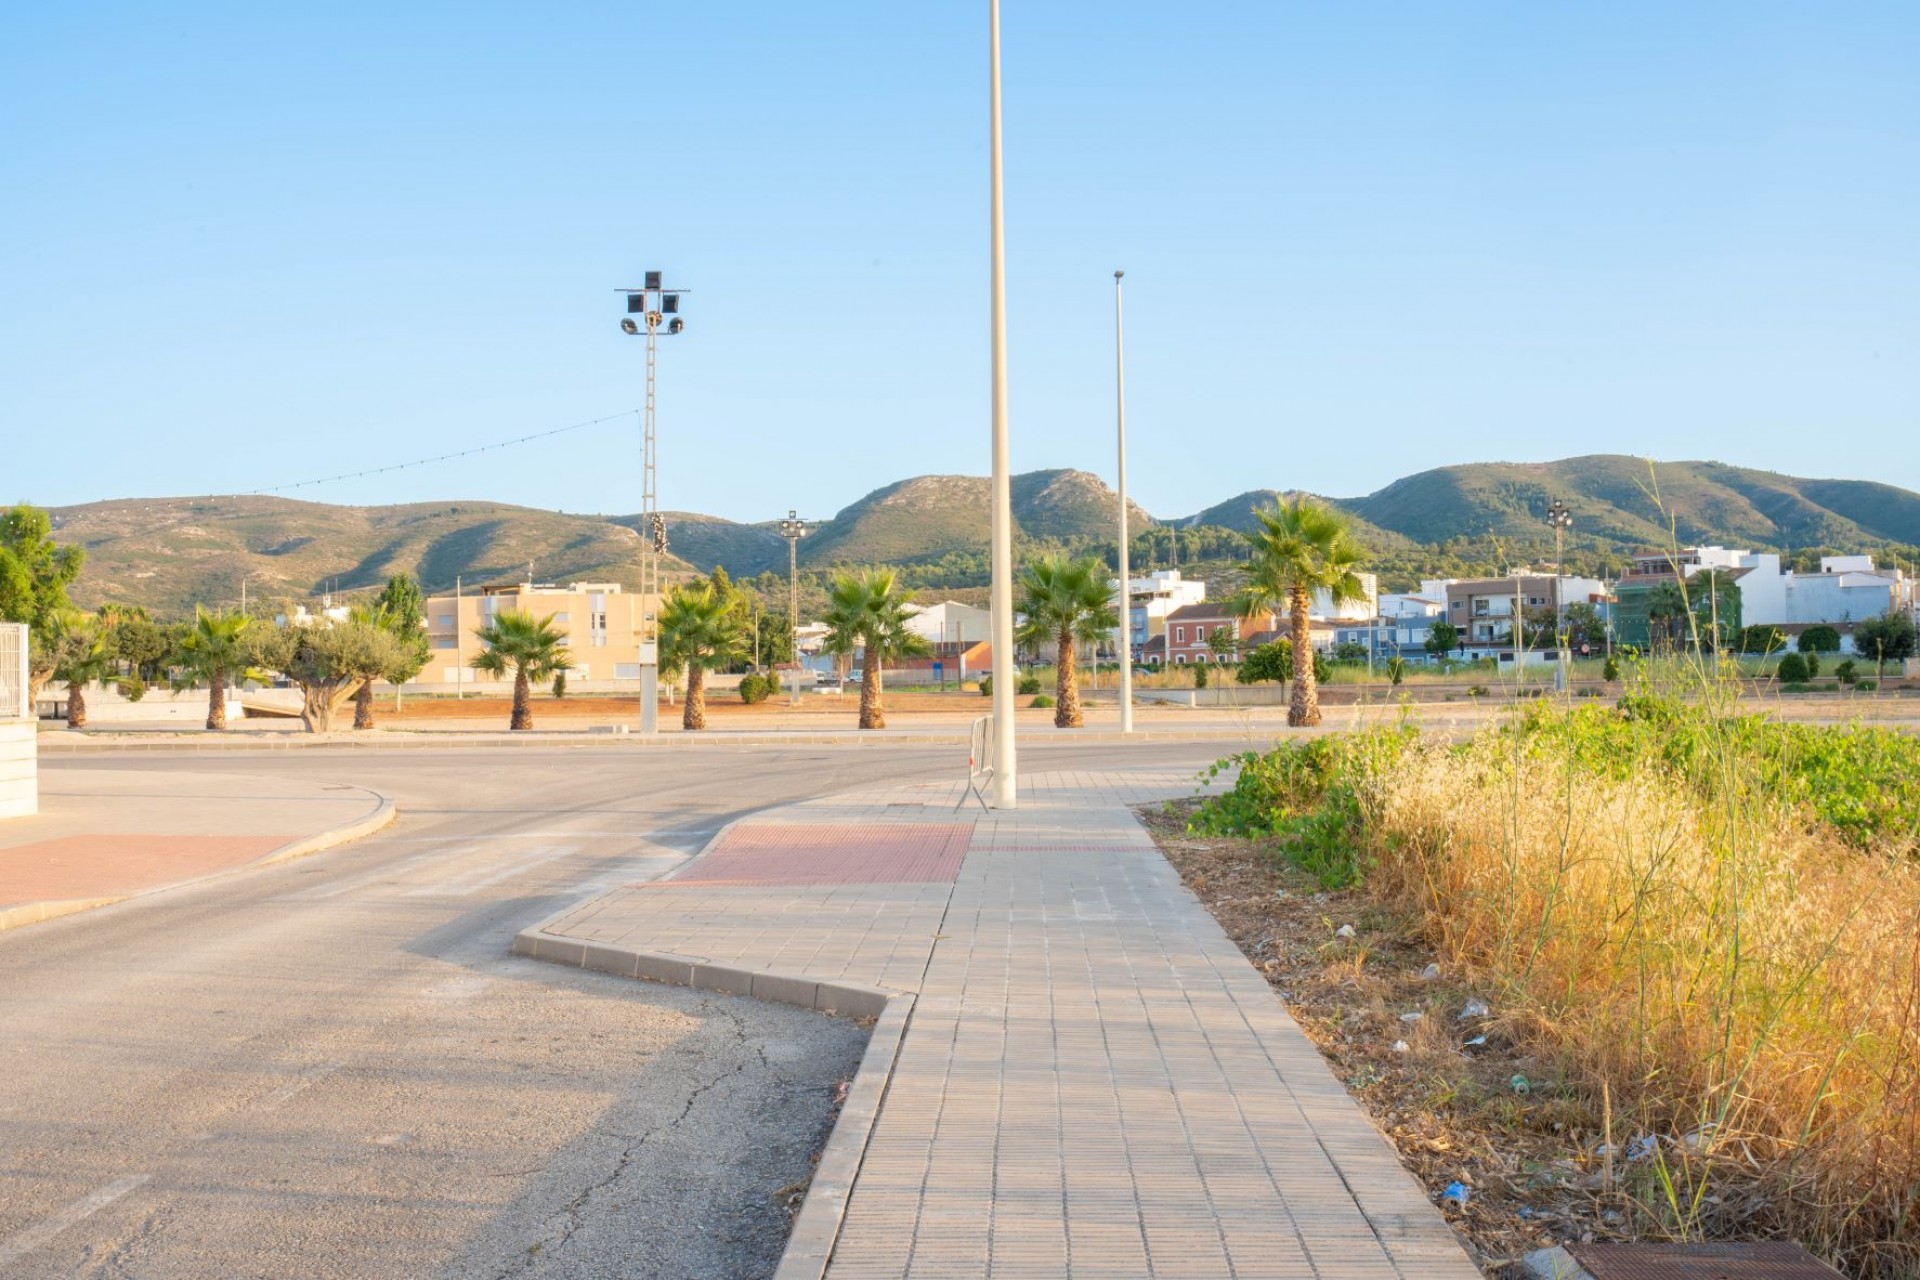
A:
[1564,1242,1842,1280]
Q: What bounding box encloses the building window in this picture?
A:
[436,614,454,628]
[551,611,569,624]
[1175,626,1186,643]
[614,663,641,679]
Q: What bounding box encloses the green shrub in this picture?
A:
[978,674,992,697]
[1193,663,1208,689]
[738,674,767,704]
[1776,652,1810,683]
[1031,694,1054,708]
[1799,625,1843,654]
[1806,651,1821,679]
[1780,681,1812,693]
[1385,656,1405,686]
[550,671,567,699]
[1836,659,1858,685]
[1857,680,1877,692]
[1017,674,1042,696]
[119,673,147,702]
[1602,654,1621,682]
[1467,684,1490,697]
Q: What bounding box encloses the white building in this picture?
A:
[1643,547,1913,646]
[1310,573,1380,623]
[902,601,993,647]
[1118,570,1207,656]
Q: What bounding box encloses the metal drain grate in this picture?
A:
[1564,1242,1842,1280]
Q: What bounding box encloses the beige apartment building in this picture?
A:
[422,581,656,688]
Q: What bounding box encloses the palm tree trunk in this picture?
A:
[859,646,884,729]
[684,663,706,730]
[1055,626,1081,728]
[207,670,227,731]
[511,670,532,730]
[353,678,376,730]
[1289,587,1320,727]
[67,680,87,729]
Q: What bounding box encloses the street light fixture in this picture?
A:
[1546,499,1574,691]
[617,270,692,734]
[780,510,807,707]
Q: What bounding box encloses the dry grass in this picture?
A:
[1363,735,1920,1276]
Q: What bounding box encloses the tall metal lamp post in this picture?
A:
[780,510,807,707]
[618,270,689,734]
[1113,270,1133,734]
[1546,499,1574,691]
[986,0,1017,807]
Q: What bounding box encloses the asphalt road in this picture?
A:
[0,741,1225,1279]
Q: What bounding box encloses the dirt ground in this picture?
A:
[1139,799,1696,1278]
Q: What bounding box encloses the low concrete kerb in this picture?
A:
[0,784,396,934]
[510,925,914,1278]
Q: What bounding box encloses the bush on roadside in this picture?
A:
[738,674,768,704]
[1189,694,1920,1269]
[1193,663,1208,689]
[1775,652,1810,683]
[550,671,567,699]
[1017,673,1042,696]
[978,675,992,697]
[1030,694,1054,708]
[1836,659,1858,685]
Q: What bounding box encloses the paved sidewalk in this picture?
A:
[0,770,392,930]
[521,768,1480,1279]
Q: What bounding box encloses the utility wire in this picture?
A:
[243,411,637,495]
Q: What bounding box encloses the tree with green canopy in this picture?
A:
[1229,496,1368,726]
[469,610,571,731]
[249,618,406,733]
[658,581,749,730]
[1853,609,1916,680]
[1014,555,1118,728]
[175,608,254,730]
[821,569,928,730]
[0,505,85,699]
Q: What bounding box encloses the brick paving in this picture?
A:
[533,767,1480,1278]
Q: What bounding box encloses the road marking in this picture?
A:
[0,1174,151,1266]
[377,829,718,842]
[405,844,579,897]
[271,850,453,901]
[257,1062,342,1111]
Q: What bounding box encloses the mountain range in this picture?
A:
[43,457,1920,615]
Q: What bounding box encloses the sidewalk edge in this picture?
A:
[510,927,912,1279]
[255,790,397,867]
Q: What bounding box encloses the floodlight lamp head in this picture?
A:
[667,317,685,335]
[620,317,639,335]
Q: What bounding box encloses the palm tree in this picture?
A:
[176,607,252,730]
[1014,555,1118,728]
[470,610,571,731]
[657,582,748,730]
[1231,496,1368,726]
[49,612,116,729]
[821,570,929,729]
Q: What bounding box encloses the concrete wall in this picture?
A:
[0,720,36,819]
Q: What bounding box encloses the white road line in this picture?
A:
[271,850,452,901]
[406,844,579,897]
[257,1062,342,1111]
[0,1173,152,1267]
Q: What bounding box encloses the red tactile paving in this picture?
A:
[0,835,294,907]
[659,822,974,887]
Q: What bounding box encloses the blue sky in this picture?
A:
[4,3,1915,523]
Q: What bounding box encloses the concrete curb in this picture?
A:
[37,726,1303,753]
[510,925,911,1279]
[510,810,918,1278]
[0,784,396,934]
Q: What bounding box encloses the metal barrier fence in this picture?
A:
[0,623,26,719]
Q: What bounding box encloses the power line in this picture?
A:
[243,411,637,496]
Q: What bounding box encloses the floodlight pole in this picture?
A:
[781,511,806,707]
[618,273,690,734]
[1547,499,1573,693]
[1114,270,1133,734]
[987,0,1017,808]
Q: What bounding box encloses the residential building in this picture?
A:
[1443,574,1609,655]
[421,581,651,686]
[902,601,993,647]
[1118,570,1207,658]
[1161,602,1267,665]
[1613,547,1912,651]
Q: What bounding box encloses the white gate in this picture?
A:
[0,623,26,719]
